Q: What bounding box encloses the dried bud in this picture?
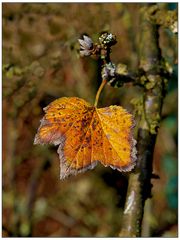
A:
[78,35,94,56]
[102,62,116,81]
[99,33,117,48]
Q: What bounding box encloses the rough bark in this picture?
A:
[119,5,168,237]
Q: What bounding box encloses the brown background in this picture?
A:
[3,3,178,237]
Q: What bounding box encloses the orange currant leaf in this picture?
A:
[34,97,137,179]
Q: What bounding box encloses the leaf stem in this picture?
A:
[94,79,107,107]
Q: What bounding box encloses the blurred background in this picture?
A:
[2,3,177,237]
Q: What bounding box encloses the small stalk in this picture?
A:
[94,79,107,107]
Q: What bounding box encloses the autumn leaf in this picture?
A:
[34,97,137,179]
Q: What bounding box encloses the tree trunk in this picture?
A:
[119,4,168,237]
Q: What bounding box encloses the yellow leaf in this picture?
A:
[34,97,137,179]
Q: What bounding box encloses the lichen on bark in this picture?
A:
[119,4,170,237]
